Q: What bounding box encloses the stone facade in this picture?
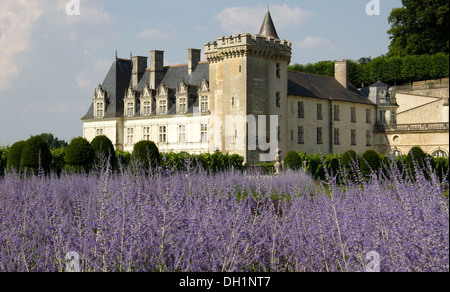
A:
[81,11,449,164]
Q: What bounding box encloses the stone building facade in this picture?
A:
[81,11,449,164]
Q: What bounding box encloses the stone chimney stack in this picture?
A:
[150,50,164,89]
[335,60,349,89]
[132,56,148,87]
[188,48,201,75]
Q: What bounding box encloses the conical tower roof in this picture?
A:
[258,10,280,40]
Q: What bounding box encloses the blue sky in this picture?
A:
[0,0,403,146]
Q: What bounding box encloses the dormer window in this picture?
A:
[124,87,137,117]
[96,102,104,118]
[93,85,107,119]
[201,96,209,112]
[159,99,167,115]
[179,97,187,114]
[126,102,134,117]
[141,86,153,116]
[142,101,151,116]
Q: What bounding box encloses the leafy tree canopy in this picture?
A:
[39,133,68,149]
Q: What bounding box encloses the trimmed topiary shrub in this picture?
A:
[21,136,52,175]
[7,141,27,172]
[229,154,245,171]
[360,150,381,176]
[341,150,359,168]
[90,135,116,168]
[407,146,426,166]
[131,140,160,171]
[64,137,94,173]
[284,151,303,171]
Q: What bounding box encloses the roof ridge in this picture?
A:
[288,70,334,79]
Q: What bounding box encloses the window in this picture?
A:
[96,102,104,118]
[334,128,340,145]
[159,126,167,144]
[276,92,281,108]
[351,107,356,123]
[179,97,187,114]
[277,127,281,142]
[126,102,134,117]
[391,111,397,124]
[96,128,104,136]
[231,97,235,107]
[290,130,294,141]
[379,110,387,124]
[126,128,134,145]
[201,96,209,112]
[366,130,372,146]
[143,101,151,116]
[143,127,151,141]
[276,63,281,78]
[317,127,323,145]
[317,104,323,120]
[159,100,167,115]
[351,129,357,146]
[334,105,340,121]
[433,150,448,158]
[298,102,304,119]
[298,126,304,145]
[366,109,372,124]
[178,125,186,143]
[201,124,208,143]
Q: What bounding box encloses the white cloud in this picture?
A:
[295,36,332,49]
[216,4,311,35]
[136,24,173,40]
[0,0,43,91]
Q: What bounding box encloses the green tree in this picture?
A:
[64,137,94,172]
[284,151,303,171]
[1,146,9,175]
[360,150,381,176]
[388,0,449,57]
[131,141,160,171]
[6,141,27,172]
[90,135,116,168]
[39,133,68,149]
[21,136,52,175]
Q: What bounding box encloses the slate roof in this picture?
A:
[258,10,280,40]
[288,71,375,105]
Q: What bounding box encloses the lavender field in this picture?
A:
[0,163,448,272]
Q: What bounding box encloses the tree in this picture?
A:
[21,136,52,174]
[6,141,27,172]
[388,0,449,57]
[64,137,94,172]
[39,133,68,149]
[284,151,303,171]
[360,150,381,176]
[1,146,9,175]
[131,141,160,171]
[90,136,116,168]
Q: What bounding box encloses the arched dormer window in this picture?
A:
[124,87,137,117]
[199,78,210,113]
[94,85,107,118]
[141,85,153,116]
[177,82,188,114]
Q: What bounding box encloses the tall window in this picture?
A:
[391,111,397,124]
[351,107,356,123]
[334,105,340,121]
[201,96,209,112]
[366,108,372,124]
[126,128,134,145]
[334,128,340,145]
[277,127,281,142]
[178,125,186,143]
[143,101,151,116]
[317,104,323,120]
[126,102,134,117]
[159,100,167,115]
[143,127,151,141]
[96,102,104,118]
[317,127,323,145]
[159,126,167,144]
[276,92,281,108]
[298,102,304,119]
[201,124,208,143]
[96,128,104,136]
[276,63,281,78]
[366,130,372,146]
[351,129,357,146]
[179,97,187,114]
[298,126,304,145]
[379,110,387,124]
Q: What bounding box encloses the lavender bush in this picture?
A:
[0,161,448,272]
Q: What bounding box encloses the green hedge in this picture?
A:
[21,136,52,175]
[64,137,93,173]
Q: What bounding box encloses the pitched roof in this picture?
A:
[288,71,375,105]
[258,10,280,40]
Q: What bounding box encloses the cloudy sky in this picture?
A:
[0,0,402,146]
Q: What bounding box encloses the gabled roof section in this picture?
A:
[288,71,375,105]
[258,10,280,40]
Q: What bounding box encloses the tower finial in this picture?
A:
[258,9,280,40]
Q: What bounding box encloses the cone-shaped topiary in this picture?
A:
[90,135,116,168]
[6,141,27,172]
[341,150,359,168]
[360,150,381,176]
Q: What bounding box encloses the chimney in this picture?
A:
[150,50,164,89]
[188,48,201,75]
[335,60,349,89]
[132,56,148,87]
